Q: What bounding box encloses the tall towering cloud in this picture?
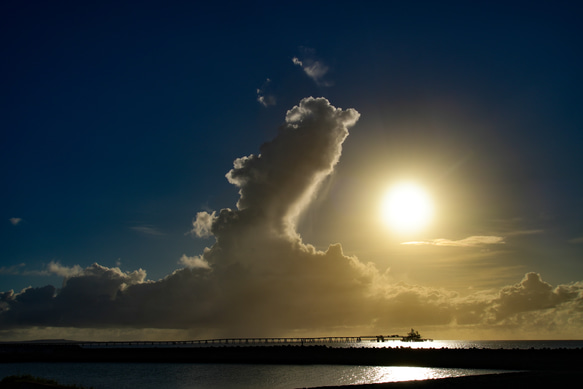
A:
[0,97,364,336]
[222,96,359,239]
[1,98,582,340]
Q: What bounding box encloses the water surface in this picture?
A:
[0,363,509,389]
[2,340,580,388]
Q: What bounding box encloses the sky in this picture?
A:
[1,1,582,341]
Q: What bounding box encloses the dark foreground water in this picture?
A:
[0,363,512,389]
[1,340,581,389]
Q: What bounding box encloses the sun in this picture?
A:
[381,182,433,234]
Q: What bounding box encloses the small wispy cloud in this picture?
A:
[569,235,583,244]
[0,263,25,275]
[0,261,84,277]
[9,217,22,226]
[402,236,506,247]
[292,48,332,86]
[256,78,276,107]
[505,229,544,237]
[130,225,165,237]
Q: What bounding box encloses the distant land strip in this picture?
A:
[0,344,581,371]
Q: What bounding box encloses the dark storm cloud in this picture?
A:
[1,98,582,339]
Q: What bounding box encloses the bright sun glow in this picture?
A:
[381,182,433,234]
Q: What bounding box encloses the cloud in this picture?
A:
[130,225,165,236]
[468,273,583,337]
[256,78,276,107]
[0,261,84,277]
[0,97,362,335]
[505,229,544,237]
[9,218,22,226]
[0,263,147,327]
[189,211,216,238]
[569,235,583,244]
[490,272,573,320]
[372,272,583,338]
[0,264,25,275]
[45,261,84,278]
[178,254,211,270]
[402,236,505,247]
[292,48,332,86]
[1,98,582,340]
[224,97,359,239]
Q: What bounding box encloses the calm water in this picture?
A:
[0,363,513,389]
[1,340,581,389]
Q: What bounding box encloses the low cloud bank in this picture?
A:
[1,98,582,340]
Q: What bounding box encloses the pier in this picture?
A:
[4,331,430,349]
[75,336,364,348]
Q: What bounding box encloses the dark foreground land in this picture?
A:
[1,343,581,371]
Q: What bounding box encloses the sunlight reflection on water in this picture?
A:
[342,366,494,385]
[335,339,583,349]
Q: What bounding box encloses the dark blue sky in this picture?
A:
[1,1,582,339]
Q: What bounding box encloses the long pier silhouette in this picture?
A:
[11,334,428,348]
[80,336,367,347]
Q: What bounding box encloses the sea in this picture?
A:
[1,340,581,389]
